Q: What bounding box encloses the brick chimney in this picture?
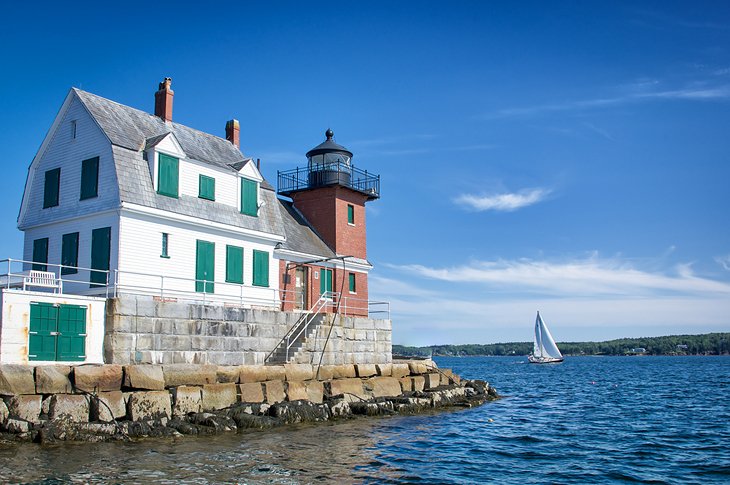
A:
[154,77,174,121]
[225,119,240,148]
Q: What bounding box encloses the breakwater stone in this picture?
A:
[35,366,73,394]
[49,394,89,423]
[162,364,217,387]
[0,365,36,395]
[0,361,499,443]
[74,365,123,392]
[127,391,172,420]
[124,365,165,390]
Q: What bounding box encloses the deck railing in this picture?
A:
[277,162,380,199]
[0,258,390,320]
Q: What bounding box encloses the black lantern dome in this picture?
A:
[306,129,353,169]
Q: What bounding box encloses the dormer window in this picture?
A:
[241,178,258,216]
[157,153,179,198]
[199,174,215,201]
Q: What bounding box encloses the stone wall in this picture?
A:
[0,360,485,442]
[105,295,392,366]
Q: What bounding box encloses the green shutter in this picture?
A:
[56,305,86,361]
[43,168,60,208]
[320,269,333,295]
[349,273,356,293]
[61,232,79,275]
[241,178,258,216]
[157,153,179,198]
[32,238,49,271]
[80,157,99,200]
[29,302,58,361]
[199,174,215,200]
[90,227,111,286]
[253,250,269,287]
[195,240,215,293]
[347,204,354,224]
[226,245,243,284]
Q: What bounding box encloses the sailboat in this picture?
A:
[528,311,564,364]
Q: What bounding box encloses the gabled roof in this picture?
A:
[74,88,246,172]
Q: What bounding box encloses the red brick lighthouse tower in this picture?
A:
[278,129,380,315]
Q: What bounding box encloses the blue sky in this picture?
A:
[1,1,729,345]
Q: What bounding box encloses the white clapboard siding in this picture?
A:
[118,212,279,304]
[19,95,119,230]
[178,159,240,209]
[22,212,120,293]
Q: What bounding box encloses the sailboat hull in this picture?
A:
[528,354,564,364]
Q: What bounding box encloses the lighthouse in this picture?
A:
[277,129,380,314]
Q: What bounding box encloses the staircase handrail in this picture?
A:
[265,291,338,363]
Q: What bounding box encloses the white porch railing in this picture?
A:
[0,258,390,320]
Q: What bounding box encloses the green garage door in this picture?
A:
[29,302,87,362]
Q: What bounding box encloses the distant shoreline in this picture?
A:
[394,332,730,358]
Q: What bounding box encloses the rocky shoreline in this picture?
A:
[0,362,498,444]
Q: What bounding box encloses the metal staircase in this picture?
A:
[265,292,336,364]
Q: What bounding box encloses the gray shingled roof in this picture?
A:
[277,200,336,258]
[72,88,332,256]
[75,88,245,171]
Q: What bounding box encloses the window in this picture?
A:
[320,268,333,296]
[161,233,169,258]
[32,238,49,271]
[349,272,356,293]
[226,245,244,284]
[43,168,60,208]
[157,153,179,198]
[90,227,111,286]
[199,174,215,201]
[71,120,77,139]
[241,178,258,216]
[80,156,99,200]
[347,204,354,225]
[61,232,79,275]
[253,250,269,287]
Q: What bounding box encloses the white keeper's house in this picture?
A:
[0,78,389,366]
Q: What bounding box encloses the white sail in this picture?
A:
[530,311,563,363]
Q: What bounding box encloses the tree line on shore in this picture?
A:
[393,333,730,357]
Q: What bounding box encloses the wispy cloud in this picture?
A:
[387,256,730,297]
[582,122,614,141]
[483,83,730,119]
[453,188,550,212]
[373,254,730,345]
[716,254,730,271]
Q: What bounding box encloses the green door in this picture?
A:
[57,305,86,361]
[195,240,215,293]
[29,302,86,362]
[320,268,333,296]
[90,227,111,286]
[29,302,58,361]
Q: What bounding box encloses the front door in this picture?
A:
[195,240,215,293]
[295,267,308,309]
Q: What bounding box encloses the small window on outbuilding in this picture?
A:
[349,272,356,293]
[199,174,215,201]
[347,204,354,225]
[43,168,61,208]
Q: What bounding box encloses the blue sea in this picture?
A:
[1,356,728,484]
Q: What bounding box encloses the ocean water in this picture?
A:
[1,356,728,484]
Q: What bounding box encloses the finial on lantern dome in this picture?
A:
[325,128,334,140]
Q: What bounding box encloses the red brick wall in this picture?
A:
[290,187,369,259]
[278,259,369,317]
